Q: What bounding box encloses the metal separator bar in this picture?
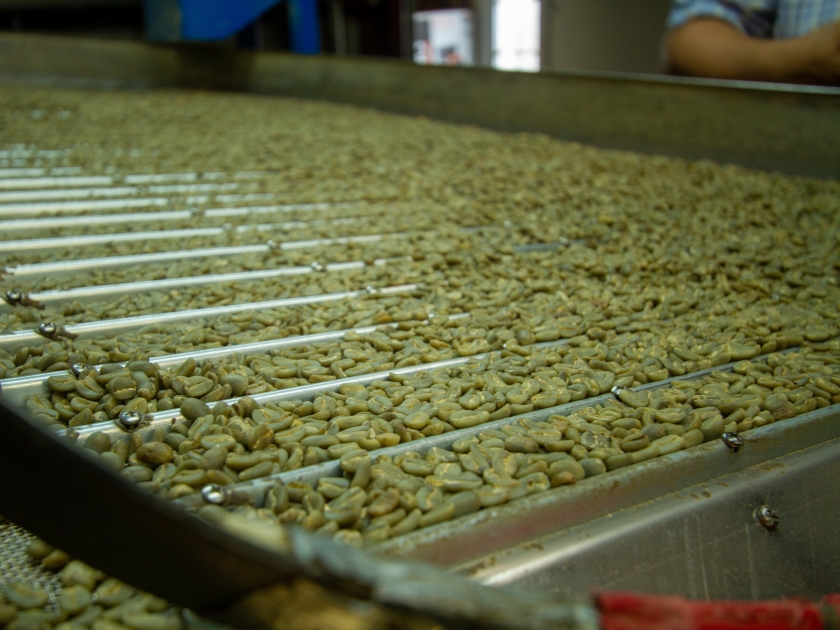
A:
[5,245,269,276]
[0,226,222,253]
[0,312,473,407]
[0,176,114,189]
[203,203,334,218]
[0,169,45,178]
[2,230,561,289]
[168,349,807,510]
[0,202,358,233]
[0,182,251,205]
[1,218,374,275]
[0,186,139,204]
[0,283,421,350]
[0,187,277,217]
[0,202,353,238]
[0,198,170,218]
[0,255,411,309]
[123,171,271,184]
[0,221,391,254]
[0,149,68,158]
[0,168,84,178]
[0,211,196,233]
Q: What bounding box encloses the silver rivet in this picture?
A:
[310,262,325,272]
[222,222,232,231]
[190,207,202,217]
[365,285,378,295]
[610,385,626,398]
[754,504,779,531]
[117,410,142,431]
[5,290,22,304]
[70,363,91,377]
[721,432,744,452]
[201,484,227,505]
[38,322,57,337]
[266,239,277,249]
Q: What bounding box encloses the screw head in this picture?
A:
[38,322,57,337]
[754,504,779,531]
[365,285,378,295]
[722,432,745,453]
[310,262,325,272]
[201,484,227,505]
[610,385,626,398]
[117,409,142,431]
[266,239,277,249]
[5,290,22,304]
[70,363,91,377]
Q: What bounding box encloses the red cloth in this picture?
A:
[597,592,830,630]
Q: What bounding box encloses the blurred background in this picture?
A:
[0,0,672,74]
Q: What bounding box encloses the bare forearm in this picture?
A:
[665,19,810,83]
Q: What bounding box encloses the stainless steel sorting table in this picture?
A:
[0,31,838,611]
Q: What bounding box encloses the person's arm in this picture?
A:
[665,17,840,86]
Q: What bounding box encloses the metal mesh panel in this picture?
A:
[0,521,62,602]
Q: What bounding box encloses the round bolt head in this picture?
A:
[117,409,142,431]
[754,504,779,531]
[38,322,57,337]
[721,432,745,452]
[310,262,325,272]
[266,239,277,249]
[610,385,626,398]
[201,484,227,505]
[365,285,378,295]
[5,290,22,303]
[70,363,91,377]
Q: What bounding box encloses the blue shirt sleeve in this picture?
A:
[667,0,779,38]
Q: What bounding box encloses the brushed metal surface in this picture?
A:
[459,432,840,601]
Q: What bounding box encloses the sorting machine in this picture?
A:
[0,31,839,629]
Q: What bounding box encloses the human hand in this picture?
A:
[794,20,840,85]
